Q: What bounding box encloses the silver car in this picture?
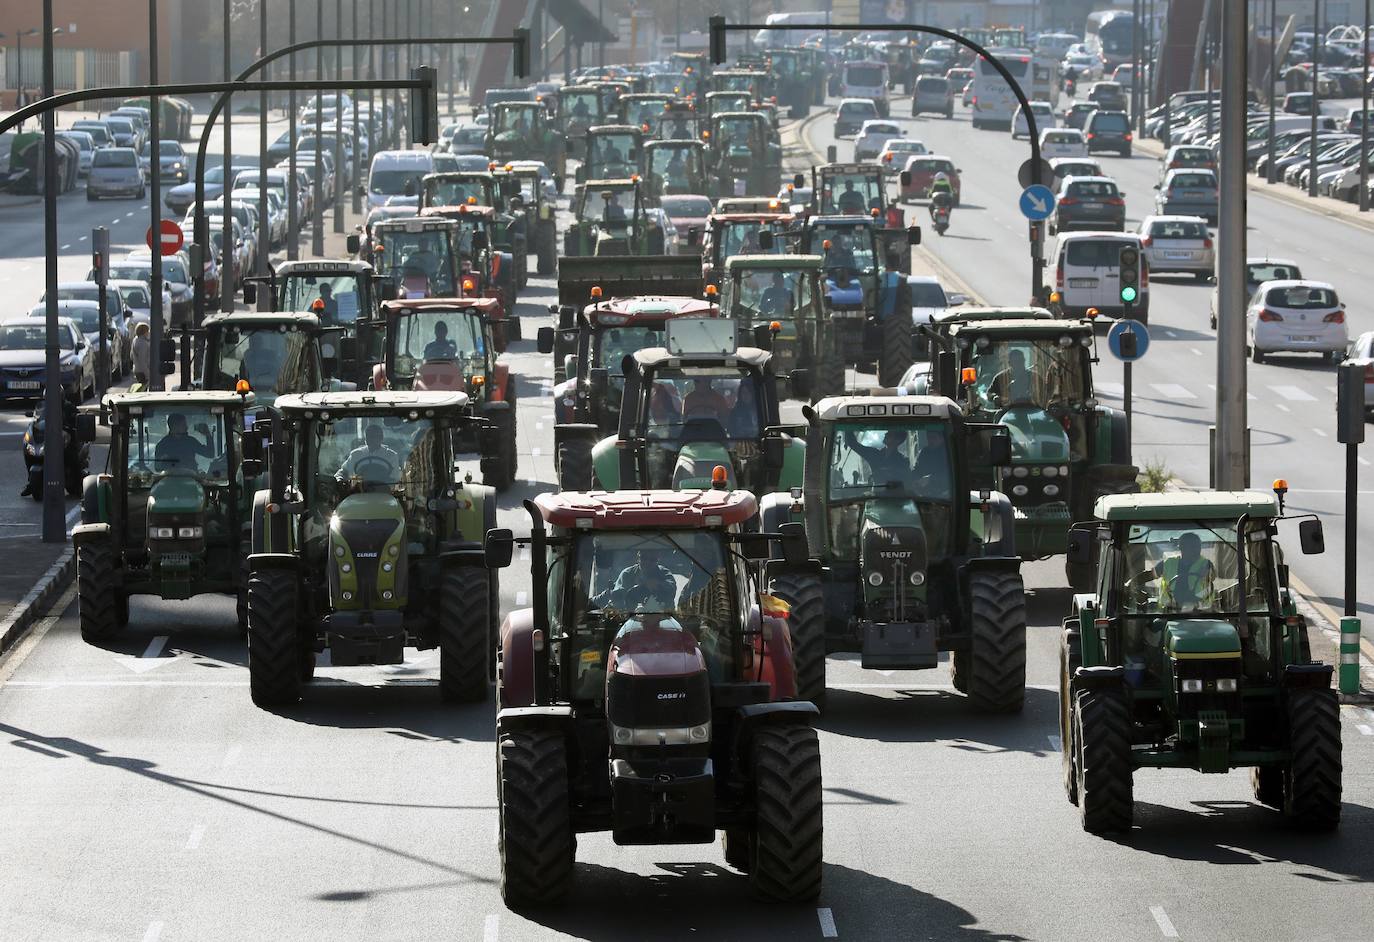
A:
[29,300,129,380]
[87,147,145,200]
[0,317,95,404]
[57,130,96,176]
[1138,214,1214,279]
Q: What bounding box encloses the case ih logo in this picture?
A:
[656,692,687,700]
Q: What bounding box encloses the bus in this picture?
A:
[754,11,830,49]
[1084,10,1135,70]
[970,48,1038,130]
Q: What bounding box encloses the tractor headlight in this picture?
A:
[610,723,711,746]
[1011,484,1029,497]
[1060,465,1070,476]
[1011,466,1029,478]
[1043,465,1058,478]
[335,545,346,557]
[909,571,925,586]
[1043,484,1060,497]
[150,527,174,539]
[340,563,352,573]
[1216,678,1239,693]
[177,526,203,539]
[868,571,884,587]
[1181,678,1203,693]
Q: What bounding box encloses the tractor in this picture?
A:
[704,91,756,121]
[539,293,719,490]
[619,92,676,137]
[491,487,825,904]
[365,216,462,301]
[418,172,528,291]
[369,297,519,491]
[717,254,830,400]
[809,163,905,231]
[643,139,709,202]
[562,177,666,258]
[484,100,566,190]
[72,390,262,642]
[198,311,341,414]
[759,394,1026,712]
[700,207,794,291]
[1059,487,1340,833]
[494,161,559,275]
[578,124,646,184]
[916,317,1139,581]
[764,47,818,118]
[556,84,608,161]
[709,68,771,100]
[579,317,807,496]
[245,390,500,707]
[419,204,522,319]
[705,112,781,197]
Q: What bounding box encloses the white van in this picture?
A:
[841,60,891,117]
[1051,231,1150,321]
[366,150,434,210]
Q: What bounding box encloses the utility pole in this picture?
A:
[149,0,165,390]
[40,1,65,542]
[258,0,271,307]
[1309,0,1321,198]
[1268,0,1277,183]
[1132,0,1142,133]
[313,0,325,255]
[352,0,362,218]
[1362,0,1370,211]
[1216,0,1249,489]
[333,0,345,235]
[289,0,300,259]
[221,0,235,313]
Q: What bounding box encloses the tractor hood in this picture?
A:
[147,474,207,515]
[605,617,712,731]
[859,507,929,594]
[1166,619,1242,659]
[999,405,1072,464]
[328,492,409,612]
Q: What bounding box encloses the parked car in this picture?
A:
[1138,214,1213,280]
[907,274,959,326]
[56,130,96,177]
[28,300,129,380]
[1040,128,1088,158]
[0,317,94,404]
[70,120,113,148]
[854,119,904,161]
[1248,280,1347,364]
[40,281,132,366]
[911,76,954,118]
[1154,168,1219,223]
[86,147,145,200]
[110,279,172,333]
[1012,100,1057,139]
[1051,231,1150,320]
[1049,175,1127,233]
[164,162,255,216]
[1084,109,1133,155]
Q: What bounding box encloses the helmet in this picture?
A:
[934,172,950,185]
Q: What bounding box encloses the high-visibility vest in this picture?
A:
[1161,555,1214,608]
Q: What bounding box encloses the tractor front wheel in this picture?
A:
[1283,687,1342,830]
[964,570,1027,713]
[537,222,557,275]
[77,541,121,643]
[878,313,914,387]
[1074,687,1134,833]
[1251,765,1285,809]
[247,568,303,708]
[768,573,827,710]
[557,439,594,492]
[814,352,845,401]
[498,728,575,906]
[483,410,517,492]
[1059,629,1082,805]
[439,565,491,703]
[748,724,823,902]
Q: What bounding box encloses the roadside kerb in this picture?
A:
[0,547,74,657]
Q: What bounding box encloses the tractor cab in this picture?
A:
[419,204,521,321]
[710,68,769,100]
[1060,489,1338,833]
[419,170,527,288]
[644,140,708,200]
[566,178,663,257]
[766,47,821,118]
[258,258,386,388]
[657,101,706,141]
[620,92,675,136]
[486,101,556,163]
[719,254,826,398]
[706,112,780,197]
[701,210,793,289]
[705,91,755,120]
[557,84,607,153]
[368,216,460,300]
[589,80,633,120]
[199,311,334,412]
[579,124,646,184]
[420,170,501,211]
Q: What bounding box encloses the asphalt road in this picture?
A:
[1,103,1374,942]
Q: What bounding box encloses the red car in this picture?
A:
[899,154,961,205]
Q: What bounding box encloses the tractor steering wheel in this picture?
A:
[352,454,396,484]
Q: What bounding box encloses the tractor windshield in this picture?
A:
[814,225,877,274]
[588,134,639,176]
[719,220,788,258]
[392,309,485,381]
[826,421,955,558]
[560,91,601,125]
[647,146,704,191]
[580,188,638,228]
[493,105,540,135]
[306,412,445,512]
[125,406,233,485]
[626,99,669,133]
[204,325,317,407]
[964,336,1091,417]
[423,175,494,208]
[729,267,817,320]
[375,230,456,297]
[279,273,363,326]
[718,74,759,94]
[713,116,761,152]
[819,173,883,215]
[555,529,739,699]
[594,325,663,375]
[643,366,762,442]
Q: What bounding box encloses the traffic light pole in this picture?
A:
[93,227,110,398]
[1216,0,1249,490]
[1336,362,1365,695]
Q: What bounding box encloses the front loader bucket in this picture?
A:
[557,254,704,306]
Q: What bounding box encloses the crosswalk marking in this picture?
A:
[1272,385,1317,402]
[1150,383,1196,400]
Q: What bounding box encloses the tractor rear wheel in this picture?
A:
[236,556,250,640]
[77,541,121,643]
[767,573,827,710]
[439,566,491,703]
[1251,765,1285,809]
[748,724,823,901]
[815,352,845,401]
[483,410,517,492]
[878,313,914,387]
[1073,687,1134,833]
[558,439,594,492]
[498,728,574,906]
[722,827,751,873]
[247,568,302,708]
[1059,629,1082,805]
[1283,687,1341,830]
[537,222,557,274]
[964,571,1027,713]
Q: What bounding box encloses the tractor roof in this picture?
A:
[379,297,502,318]
[709,210,791,222]
[808,214,879,227]
[373,216,459,231]
[582,177,640,190]
[633,345,771,371]
[588,124,643,135]
[813,394,962,422]
[421,204,497,220]
[104,389,257,411]
[201,311,322,330]
[275,390,471,415]
[585,296,718,322]
[1095,491,1280,522]
[818,163,882,176]
[928,306,1056,326]
[274,258,373,275]
[535,488,758,529]
[713,110,767,121]
[948,317,1094,336]
[724,253,823,271]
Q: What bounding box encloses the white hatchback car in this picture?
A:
[1039,128,1087,158]
[1247,280,1348,364]
[878,139,928,175]
[1012,101,1057,139]
[854,119,904,161]
[1138,215,1214,280]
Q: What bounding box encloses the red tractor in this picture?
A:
[490,488,825,905]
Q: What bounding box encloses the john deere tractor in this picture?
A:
[491,488,825,905]
[485,100,566,190]
[556,84,608,161]
[562,178,665,258]
[717,254,830,400]
[245,391,500,707]
[579,124,646,184]
[706,111,781,197]
[760,394,1027,712]
[1060,488,1340,833]
[581,317,807,496]
[73,390,263,642]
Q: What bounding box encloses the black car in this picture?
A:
[1049,175,1127,234]
[1063,102,1099,131]
[1085,110,1133,156]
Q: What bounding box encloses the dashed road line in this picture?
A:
[141,635,168,659]
[1189,347,1202,356]
[1273,402,1290,412]
[142,922,164,942]
[483,913,500,942]
[60,243,71,250]
[1150,906,1179,938]
[817,907,838,938]
[220,744,242,770]
[1358,725,1373,736]
[1150,383,1196,400]
[1272,385,1317,402]
[1313,428,1328,437]
[185,824,206,850]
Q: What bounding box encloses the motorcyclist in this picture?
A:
[19,396,79,497]
[928,172,955,222]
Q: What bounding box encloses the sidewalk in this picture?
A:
[0,535,74,656]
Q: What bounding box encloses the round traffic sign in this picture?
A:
[1019,184,1056,221]
[1017,157,1054,189]
[147,219,185,256]
[1107,318,1150,362]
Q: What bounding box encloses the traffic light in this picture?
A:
[91,226,109,285]
[513,28,531,79]
[1118,244,1140,305]
[409,65,438,145]
[709,16,727,65]
[1337,361,1366,444]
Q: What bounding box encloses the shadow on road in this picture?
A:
[263,676,497,742]
[818,684,1059,756]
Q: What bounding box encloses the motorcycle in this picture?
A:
[932,204,951,236]
[21,408,89,501]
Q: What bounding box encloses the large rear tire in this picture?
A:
[537,222,557,275]
[247,568,303,708]
[964,570,1027,713]
[767,573,827,710]
[482,409,517,492]
[439,565,490,703]
[814,351,845,400]
[498,728,575,906]
[77,541,121,643]
[748,725,823,901]
[1059,629,1082,805]
[877,311,913,387]
[1074,687,1134,833]
[1251,765,1285,809]
[1283,687,1342,830]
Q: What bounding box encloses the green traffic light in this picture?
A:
[1120,285,1138,303]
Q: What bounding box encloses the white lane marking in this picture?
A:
[1150,906,1179,938]
[532,447,541,457]
[483,913,500,942]
[60,243,71,250]
[185,824,206,850]
[1150,383,1196,400]
[1327,385,1338,394]
[1096,381,1123,397]
[142,923,164,942]
[1047,734,1062,751]
[221,744,242,770]
[141,635,168,659]
[78,234,88,241]
[1163,329,1178,338]
[125,211,135,217]
[1358,725,1373,736]
[1313,428,1328,437]
[1361,456,1371,467]
[535,421,544,431]
[1190,347,1202,356]
[515,591,529,606]
[817,908,838,938]
[1272,385,1317,401]
[1274,402,1290,413]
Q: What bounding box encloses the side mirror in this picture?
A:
[1299,518,1325,555]
[321,355,338,377]
[789,368,811,400]
[242,282,258,305]
[485,528,515,569]
[537,326,555,354]
[778,521,810,566]
[158,337,176,371]
[346,233,361,254]
[378,280,399,301]
[588,366,608,396]
[900,170,911,186]
[1065,527,1094,566]
[987,428,1012,468]
[76,412,97,444]
[763,435,785,469]
[793,172,805,187]
[907,224,922,245]
[735,532,770,560]
[826,144,837,162]
[757,229,775,250]
[240,428,263,462]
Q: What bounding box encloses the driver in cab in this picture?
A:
[155,413,215,471]
[987,348,1035,406]
[594,546,679,612]
[836,180,867,215]
[758,273,793,315]
[336,424,400,485]
[682,377,730,420]
[824,235,857,271]
[1155,532,1216,611]
[424,320,458,359]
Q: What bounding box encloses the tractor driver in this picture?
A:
[601,191,628,224]
[571,97,591,121]
[1155,532,1216,612]
[594,545,679,612]
[836,180,867,215]
[682,377,731,421]
[844,428,911,485]
[154,412,215,471]
[336,423,400,485]
[988,348,1036,406]
[316,283,339,325]
[823,236,857,272]
[758,272,793,316]
[402,236,441,279]
[241,331,281,392]
[423,320,458,359]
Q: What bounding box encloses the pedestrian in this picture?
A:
[457,54,469,91]
[132,322,151,388]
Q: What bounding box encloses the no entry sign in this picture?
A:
[147,219,185,256]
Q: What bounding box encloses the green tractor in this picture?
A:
[763,47,818,118]
[484,100,566,190]
[198,311,345,414]
[581,317,807,495]
[717,254,832,400]
[578,124,646,184]
[1059,488,1340,833]
[643,139,710,202]
[556,84,608,161]
[245,391,501,707]
[760,394,1026,712]
[494,161,559,275]
[918,317,1139,582]
[73,390,263,642]
[562,178,666,258]
[706,112,781,197]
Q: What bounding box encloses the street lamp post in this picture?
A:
[333,0,345,235]
[289,0,300,260]
[149,0,164,390]
[1310,0,1322,198]
[39,4,64,542]
[352,0,362,218]
[221,1,234,314]
[313,0,325,255]
[1268,0,1278,183]
[1361,0,1370,211]
[258,0,271,306]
